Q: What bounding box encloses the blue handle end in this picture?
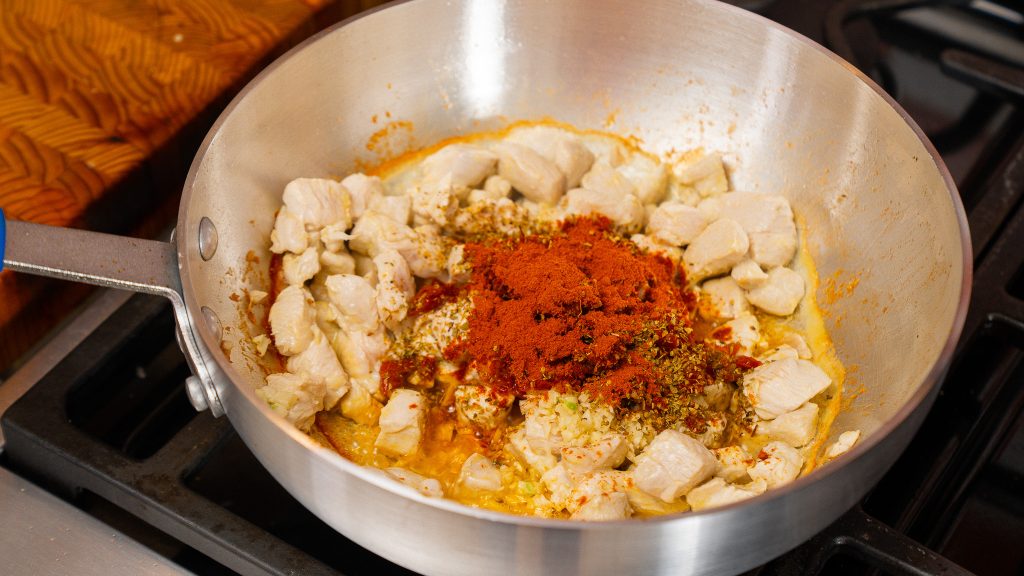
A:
[0,208,6,271]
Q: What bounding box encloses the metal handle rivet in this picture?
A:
[201,306,223,341]
[198,217,218,261]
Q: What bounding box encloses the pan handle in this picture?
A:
[0,209,224,416]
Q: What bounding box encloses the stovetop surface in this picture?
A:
[2,1,1023,575]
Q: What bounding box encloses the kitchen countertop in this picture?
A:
[0,0,342,373]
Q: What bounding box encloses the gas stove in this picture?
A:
[1,1,1022,575]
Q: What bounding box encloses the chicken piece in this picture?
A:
[337,381,382,426]
[756,402,819,447]
[698,192,795,236]
[494,142,566,205]
[759,345,800,363]
[467,175,512,204]
[555,138,596,189]
[673,152,729,197]
[749,231,798,268]
[719,313,760,355]
[780,332,813,359]
[409,182,459,227]
[561,434,629,474]
[646,202,709,247]
[683,412,727,448]
[319,222,352,253]
[376,388,426,457]
[406,225,452,280]
[712,446,751,482]
[325,274,379,331]
[282,178,351,231]
[256,373,325,431]
[373,249,415,331]
[420,144,498,192]
[572,492,632,521]
[454,385,514,430]
[367,194,412,226]
[619,155,668,205]
[633,429,718,502]
[564,187,645,231]
[698,277,750,321]
[286,326,350,410]
[683,218,749,281]
[349,210,417,257]
[630,234,683,264]
[745,267,805,316]
[354,254,377,285]
[686,477,767,511]
[384,467,443,498]
[580,162,636,199]
[748,441,803,488]
[446,244,472,283]
[340,173,385,220]
[320,249,356,276]
[270,208,308,254]
[282,245,321,286]
[743,357,831,420]
[731,259,768,290]
[568,470,632,515]
[458,453,503,492]
[508,428,558,474]
[331,327,389,385]
[269,285,315,356]
[540,463,575,508]
[825,430,862,459]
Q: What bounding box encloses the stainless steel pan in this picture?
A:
[0,0,972,574]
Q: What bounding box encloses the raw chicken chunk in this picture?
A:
[376,389,426,457]
[731,259,768,289]
[561,434,629,474]
[459,453,503,492]
[325,274,379,331]
[686,477,767,511]
[446,244,472,283]
[712,446,750,482]
[349,210,417,257]
[717,313,760,355]
[282,245,320,286]
[572,492,632,521]
[683,218,749,281]
[618,155,668,205]
[673,152,729,197]
[646,202,709,246]
[373,249,415,331]
[455,385,514,430]
[749,231,798,267]
[756,402,819,447]
[541,463,575,508]
[420,144,498,192]
[746,267,805,316]
[270,208,308,254]
[698,192,797,266]
[367,194,412,226]
[633,429,718,502]
[564,187,645,231]
[385,467,443,498]
[580,162,636,199]
[269,285,315,356]
[630,234,683,264]
[759,345,800,363]
[555,138,596,189]
[256,373,324,431]
[467,175,512,203]
[320,249,356,276]
[743,357,831,419]
[748,441,803,488]
[825,430,862,459]
[568,470,632,515]
[331,328,389,385]
[286,325,349,410]
[282,178,351,231]
[780,332,813,359]
[409,183,458,226]
[508,428,558,474]
[698,277,750,321]
[337,381,382,426]
[494,142,566,205]
[340,173,385,220]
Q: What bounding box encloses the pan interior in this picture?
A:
[180,0,965,477]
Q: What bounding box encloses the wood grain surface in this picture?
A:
[0,0,346,372]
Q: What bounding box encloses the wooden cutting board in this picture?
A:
[0,0,369,372]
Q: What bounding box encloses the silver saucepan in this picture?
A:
[0,0,971,574]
